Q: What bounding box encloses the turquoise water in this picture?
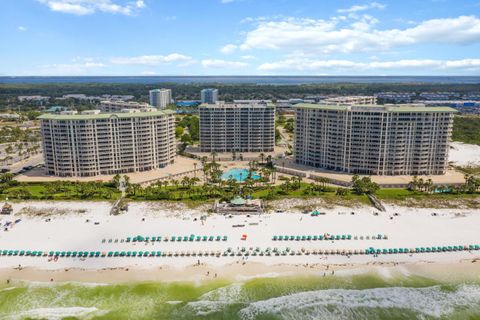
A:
[221,169,261,182]
[1,274,480,319]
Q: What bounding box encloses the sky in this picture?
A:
[1,0,480,76]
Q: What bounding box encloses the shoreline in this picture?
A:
[1,259,480,285]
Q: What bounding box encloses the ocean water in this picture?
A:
[1,76,480,84]
[1,273,480,320]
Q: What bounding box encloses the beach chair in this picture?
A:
[202,236,208,241]
[183,236,189,242]
[209,236,214,241]
[216,236,221,241]
[157,236,162,241]
[273,236,278,241]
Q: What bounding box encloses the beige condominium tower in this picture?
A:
[294,104,457,175]
[199,102,275,153]
[39,109,176,177]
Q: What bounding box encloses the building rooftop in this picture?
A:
[38,109,175,120]
[199,102,275,108]
[294,103,458,113]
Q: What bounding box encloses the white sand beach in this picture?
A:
[0,201,480,283]
[449,142,480,166]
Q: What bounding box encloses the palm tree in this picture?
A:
[259,153,265,164]
[181,176,190,189]
[426,178,434,193]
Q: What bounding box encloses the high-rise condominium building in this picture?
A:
[294,104,456,176]
[149,89,172,109]
[199,102,275,152]
[201,88,218,104]
[39,109,176,177]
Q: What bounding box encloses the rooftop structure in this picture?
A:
[322,96,377,105]
[199,102,275,153]
[99,100,151,113]
[294,104,457,176]
[39,109,176,177]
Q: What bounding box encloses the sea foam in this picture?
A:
[238,284,480,320]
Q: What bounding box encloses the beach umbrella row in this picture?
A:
[365,245,480,255]
[2,244,480,259]
[123,235,228,243]
[272,234,376,241]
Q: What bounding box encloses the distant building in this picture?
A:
[201,89,218,104]
[322,96,377,105]
[233,99,273,104]
[99,100,151,113]
[45,106,70,114]
[149,89,172,109]
[376,92,416,103]
[294,104,457,176]
[18,95,50,102]
[0,113,20,120]
[199,102,275,152]
[38,109,176,177]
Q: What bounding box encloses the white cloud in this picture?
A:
[140,71,157,75]
[220,44,238,54]
[237,15,480,54]
[110,54,193,65]
[221,0,235,3]
[201,59,248,68]
[37,62,105,75]
[258,58,480,72]
[337,2,386,13]
[17,26,27,31]
[240,55,256,60]
[36,0,146,16]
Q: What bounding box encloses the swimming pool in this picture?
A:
[221,168,261,182]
